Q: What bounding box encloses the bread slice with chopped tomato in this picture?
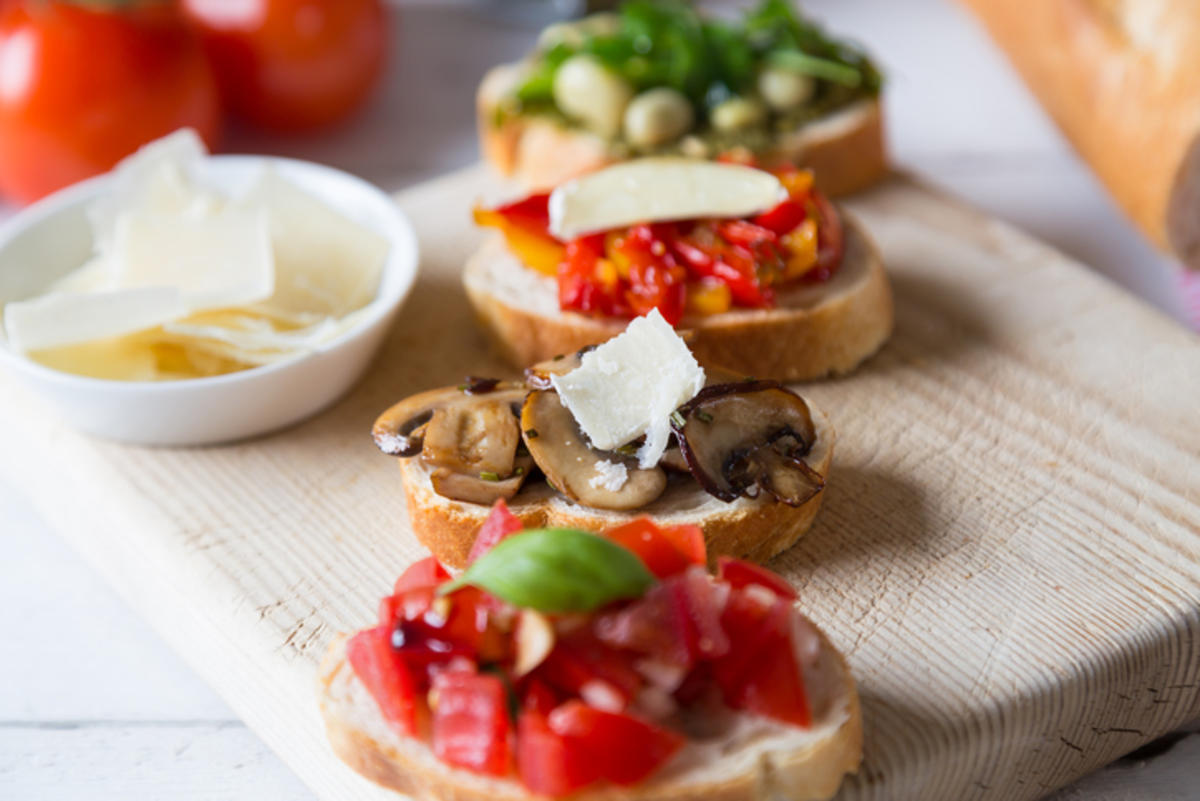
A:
[319,619,862,801]
[463,214,891,383]
[479,62,888,198]
[396,404,834,571]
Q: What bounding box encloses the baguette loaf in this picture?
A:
[958,0,1200,270]
[464,213,892,382]
[478,62,888,197]
[399,406,834,571]
[319,619,862,801]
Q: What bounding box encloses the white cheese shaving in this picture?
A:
[589,459,629,492]
[4,287,186,352]
[551,308,705,468]
[548,157,787,240]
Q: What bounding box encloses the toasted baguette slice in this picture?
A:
[464,215,891,382]
[400,405,834,570]
[319,619,863,801]
[479,62,888,197]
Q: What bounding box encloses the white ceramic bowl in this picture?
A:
[0,156,418,446]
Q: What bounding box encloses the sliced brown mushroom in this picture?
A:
[423,400,521,476]
[430,455,534,506]
[521,389,667,510]
[672,381,823,506]
[524,346,596,390]
[371,382,525,456]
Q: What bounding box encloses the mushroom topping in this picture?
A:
[672,381,824,506]
[423,400,521,476]
[371,382,525,457]
[524,346,595,390]
[521,389,667,510]
[430,455,534,506]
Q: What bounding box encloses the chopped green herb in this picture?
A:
[480,471,501,482]
[525,428,539,439]
[514,466,525,476]
[695,410,714,423]
[670,410,687,428]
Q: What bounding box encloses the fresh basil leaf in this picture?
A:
[441,528,655,613]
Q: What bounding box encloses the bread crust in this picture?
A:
[400,406,835,571]
[958,0,1200,269]
[319,618,862,801]
[464,215,892,382]
[477,63,888,197]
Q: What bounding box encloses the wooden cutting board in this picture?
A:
[4,165,1198,801]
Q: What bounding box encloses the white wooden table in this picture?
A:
[2,1,1195,798]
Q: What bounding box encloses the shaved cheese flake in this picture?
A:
[28,337,160,382]
[548,158,786,240]
[4,287,186,352]
[236,170,387,319]
[111,207,274,312]
[551,308,704,468]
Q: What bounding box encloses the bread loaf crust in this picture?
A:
[958,0,1200,269]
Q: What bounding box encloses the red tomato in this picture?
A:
[394,556,450,594]
[752,198,807,235]
[431,671,511,776]
[713,590,810,727]
[517,708,598,797]
[717,557,798,600]
[548,701,684,786]
[468,499,524,564]
[535,631,642,707]
[494,192,552,234]
[603,518,705,579]
[811,189,845,281]
[182,0,386,131]
[346,625,417,735]
[0,2,220,204]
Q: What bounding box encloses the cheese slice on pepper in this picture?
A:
[550,308,705,468]
[548,158,787,240]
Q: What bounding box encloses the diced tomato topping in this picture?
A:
[810,189,844,283]
[548,701,684,786]
[535,631,642,708]
[517,708,598,797]
[717,219,778,248]
[671,235,773,308]
[469,499,524,564]
[431,670,512,776]
[521,678,561,715]
[346,625,418,735]
[595,567,727,668]
[494,192,552,233]
[753,198,807,236]
[717,557,798,600]
[712,590,810,727]
[394,556,451,595]
[558,234,631,319]
[603,518,705,579]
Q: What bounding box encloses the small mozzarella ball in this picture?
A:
[710,96,768,132]
[757,66,816,111]
[623,88,695,148]
[553,54,634,139]
[538,13,621,51]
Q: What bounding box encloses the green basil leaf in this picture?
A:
[441,528,655,613]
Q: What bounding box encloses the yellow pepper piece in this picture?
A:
[782,218,819,280]
[605,231,632,279]
[474,207,564,276]
[686,280,732,316]
[779,169,815,199]
[595,258,619,289]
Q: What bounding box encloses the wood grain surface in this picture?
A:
[2,165,1198,801]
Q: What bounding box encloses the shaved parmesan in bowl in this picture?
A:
[0,129,418,445]
[3,129,390,381]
